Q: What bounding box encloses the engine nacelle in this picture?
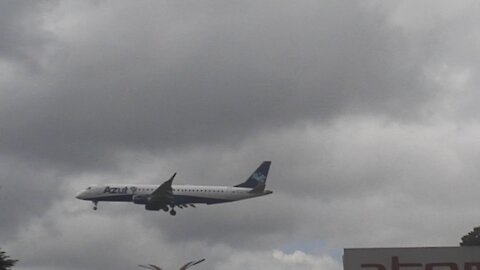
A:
[145,204,161,211]
[132,195,149,205]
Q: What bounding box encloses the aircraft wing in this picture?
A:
[148,173,176,206]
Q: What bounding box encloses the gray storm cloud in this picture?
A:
[2,1,480,270]
[1,1,430,169]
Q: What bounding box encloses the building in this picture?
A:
[344,247,480,270]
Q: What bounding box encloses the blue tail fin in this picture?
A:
[234,161,271,188]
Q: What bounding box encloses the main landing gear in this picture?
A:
[92,201,98,211]
[169,205,176,216]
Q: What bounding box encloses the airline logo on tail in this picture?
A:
[252,172,266,183]
[233,161,271,189]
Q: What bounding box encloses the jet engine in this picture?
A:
[145,204,162,211]
[132,195,150,205]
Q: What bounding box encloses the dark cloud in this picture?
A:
[2,1,480,270]
[0,156,64,242]
[0,0,432,169]
[0,0,56,71]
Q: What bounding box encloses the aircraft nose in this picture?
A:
[75,191,86,200]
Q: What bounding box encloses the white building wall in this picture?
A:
[344,247,480,270]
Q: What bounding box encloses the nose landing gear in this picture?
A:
[92,201,98,211]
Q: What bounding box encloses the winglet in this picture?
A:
[168,172,177,183]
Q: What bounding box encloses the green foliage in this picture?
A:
[460,226,480,246]
[0,249,17,270]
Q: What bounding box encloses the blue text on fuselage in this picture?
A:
[104,186,128,194]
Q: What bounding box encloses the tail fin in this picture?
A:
[234,161,271,188]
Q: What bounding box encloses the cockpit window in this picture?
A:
[87,187,92,190]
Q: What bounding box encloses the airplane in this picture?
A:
[76,161,272,216]
[138,258,205,270]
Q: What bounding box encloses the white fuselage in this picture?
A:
[76,161,273,214]
[76,184,272,205]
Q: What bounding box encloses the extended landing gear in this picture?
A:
[169,205,176,216]
[92,201,98,211]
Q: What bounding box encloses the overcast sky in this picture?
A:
[2,1,480,269]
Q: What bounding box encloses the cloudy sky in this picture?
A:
[2,0,480,269]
